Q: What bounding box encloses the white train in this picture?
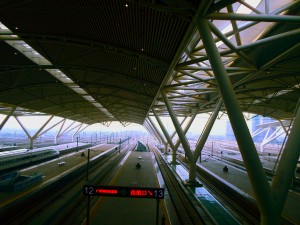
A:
[0,148,60,171]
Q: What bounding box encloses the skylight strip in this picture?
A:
[46,69,114,117]
[0,22,9,30]
[1,22,50,64]
[253,83,299,104]
[1,21,115,120]
[6,40,52,65]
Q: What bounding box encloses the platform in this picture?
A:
[198,156,300,224]
[163,154,241,225]
[88,151,168,225]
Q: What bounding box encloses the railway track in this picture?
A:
[179,153,295,225]
[151,146,215,225]
[0,145,133,225]
[60,147,133,225]
[187,159,259,225]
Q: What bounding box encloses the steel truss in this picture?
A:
[148,1,300,225]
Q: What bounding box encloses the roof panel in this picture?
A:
[0,0,299,126]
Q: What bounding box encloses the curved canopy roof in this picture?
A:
[0,0,299,126]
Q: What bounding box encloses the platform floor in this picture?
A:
[199,156,300,224]
[88,151,168,225]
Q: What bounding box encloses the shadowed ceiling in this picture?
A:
[0,0,299,126]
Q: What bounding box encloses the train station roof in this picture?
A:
[0,0,299,126]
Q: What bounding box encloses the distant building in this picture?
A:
[251,115,276,143]
[225,121,235,141]
[225,115,276,143]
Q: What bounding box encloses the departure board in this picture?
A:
[84,185,165,199]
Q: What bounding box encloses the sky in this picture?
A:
[0,112,255,138]
[0,115,145,135]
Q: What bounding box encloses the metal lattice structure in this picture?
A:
[0,0,299,126]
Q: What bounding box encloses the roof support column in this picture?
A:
[195,99,222,163]
[14,115,53,149]
[144,121,160,145]
[14,116,34,149]
[146,117,167,151]
[153,109,177,163]
[59,122,83,143]
[152,109,198,166]
[55,119,66,144]
[197,17,275,223]
[173,115,195,153]
[160,90,201,185]
[31,115,54,141]
[55,120,82,144]
[271,104,300,219]
[161,90,192,158]
[72,123,83,142]
[144,122,155,140]
[145,119,163,144]
[0,106,16,131]
[167,116,190,156]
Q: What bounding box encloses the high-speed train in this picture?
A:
[0,148,60,172]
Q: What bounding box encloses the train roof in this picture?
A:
[0,148,57,158]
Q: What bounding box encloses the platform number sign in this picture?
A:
[84,185,164,199]
[85,186,95,195]
[154,189,164,199]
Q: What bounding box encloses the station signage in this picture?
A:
[84,185,164,199]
